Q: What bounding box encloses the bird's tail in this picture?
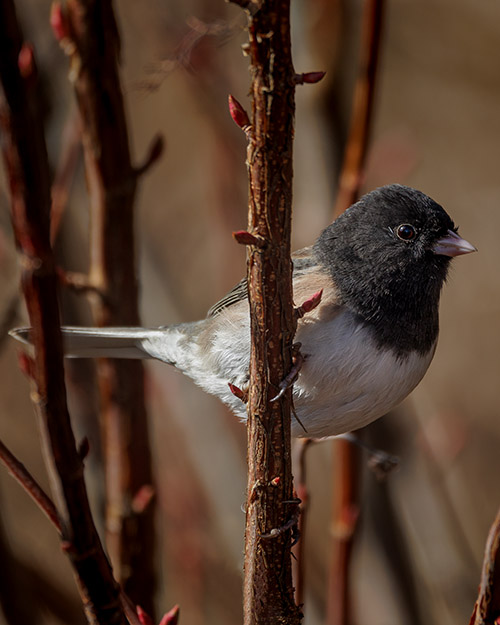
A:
[9,326,158,360]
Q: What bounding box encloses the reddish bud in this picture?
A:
[159,605,180,625]
[18,352,35,379]
[270,476,280,487]
[18,44,35,78]
[228,94,251,131]
[136,606,154,625]
[301,289,323,313]
[296,289,323,319]
[232,230,265,247]
[228,383,248,403]
[131,484,155,514]
[50,2,69,42]
[295,71,326,85]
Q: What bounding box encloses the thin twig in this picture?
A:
[333,0,385,217]
[326,2,385,623]
[469,507,500,625]
[0,439,62,534]
[292,438,315,608]
[61,0,156,611]
[0,2,127,623]
[50,108,82,246]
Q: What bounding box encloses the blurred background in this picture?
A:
[0,0,498,623]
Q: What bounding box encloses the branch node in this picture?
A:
[134,134,165,177]
[57,268,103,297]
[78,437,90,462]
[294,71,326,85]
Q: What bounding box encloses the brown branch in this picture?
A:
[326,2,385,623]
[0,2,126,624]
[234,1,301,623]
[333,0,385,216]
[326,440,362,625]
[292,438,315,608]
[469,507,500,625]
[0,439,62,534]
[60,0,156,612]
[50,109,82,246]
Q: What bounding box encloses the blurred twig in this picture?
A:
[54,0,161,612]
[469,507,500,625]
[50,108,82,246]
[333,0,385,217]
[326,2,385,624]
[0,2,126,623]
[229,0,301,623]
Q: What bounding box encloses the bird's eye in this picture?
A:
[396,224,417,241]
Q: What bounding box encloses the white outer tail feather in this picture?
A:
[9,326,156,360]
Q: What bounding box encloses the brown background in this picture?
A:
[0,1,499,623]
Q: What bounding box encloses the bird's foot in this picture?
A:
[270,343,304,403]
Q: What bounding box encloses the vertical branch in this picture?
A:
[59,0,157,611]
[230,1,301,623]
[0,2,126,624]
[469,508,500,625]
[327,1,385,624]
[333,0,385,216]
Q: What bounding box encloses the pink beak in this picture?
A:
[433,230,477,257]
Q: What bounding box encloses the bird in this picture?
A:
[10,184,476,439]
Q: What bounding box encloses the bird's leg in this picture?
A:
[336,432,399,479]
[260,496,301,546]
[270,343,304,403]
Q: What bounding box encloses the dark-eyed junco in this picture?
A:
[10,185,476,438]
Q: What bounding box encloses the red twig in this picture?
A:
[469,507,500,625]
[0,439,62,534]
[326,2,385,623]
[292,438,315,608]
[60,0,156,611]
[0,2,126,623]
[326,440,361,625]
[50,109,82,246]
[333,0,385,216]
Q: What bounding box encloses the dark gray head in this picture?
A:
[314,184,476,355]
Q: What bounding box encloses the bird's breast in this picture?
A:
[292,310,436,437]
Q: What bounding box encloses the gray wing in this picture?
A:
[207,277,248,317]
[206,246,317,318]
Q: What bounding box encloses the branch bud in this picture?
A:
[232,230,265,247]
[295,71,326,85]
[159,605,180,625]
[18,44,35,79]
[295,289,323,318]
[136,606,154,625]
[228,95,251,132]
[228,383,248,404]
[50,2,70,42]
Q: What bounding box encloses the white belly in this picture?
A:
[291,312,435,437]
